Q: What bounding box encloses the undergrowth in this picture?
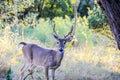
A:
[0,17,120,80]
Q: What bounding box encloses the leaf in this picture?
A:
[71,0,76,5]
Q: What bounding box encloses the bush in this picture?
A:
[87,5,107,29]
[31,16,94,46]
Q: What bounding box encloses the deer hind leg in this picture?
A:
[20,64,25,72]
[26,64,36,80]
[45,67,49,80]
[23,64,36,80]
[19,63,31,80]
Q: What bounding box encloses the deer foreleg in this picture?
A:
[45,67,49,80]
[51,69,55,80]
[51,64,60,69]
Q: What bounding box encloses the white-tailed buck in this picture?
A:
[19,4,78,80]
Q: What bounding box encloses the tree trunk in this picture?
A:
[97,0,120,49]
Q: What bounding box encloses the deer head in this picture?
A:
[52,24,75,52]
[52,4,78,52]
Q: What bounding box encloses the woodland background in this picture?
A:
[0,0,120,80]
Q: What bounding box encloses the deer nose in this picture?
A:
[59,48,63,52]
[59,49,63,52]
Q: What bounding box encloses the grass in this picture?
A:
[3,39,120,80]
[60,46,118,80]
[0,17,120,80]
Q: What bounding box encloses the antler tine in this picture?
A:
[64,26,74,38]
[53,22,59,37]
[64,2,78,38]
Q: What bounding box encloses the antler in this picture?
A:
[52,22,59,37]
[64,2,78,39]
[64,26,74,38]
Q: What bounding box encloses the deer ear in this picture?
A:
[53,34,59,41]
[66,36,73,42]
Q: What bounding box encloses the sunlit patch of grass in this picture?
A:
[1,36,120,80]
[56,44,120,80]
[2,37,120,80]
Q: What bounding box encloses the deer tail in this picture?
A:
[19,42,27,45]
[18,42,27,49]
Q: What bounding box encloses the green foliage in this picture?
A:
[87,5,107,29]
[7,68,12,80]
[0,0,74,21]
[0,0,34,20]
[30,17,74,46]
[41,0,74,19]
[33,20,52,44]
[78,0,94,17]
[19,16,110,47]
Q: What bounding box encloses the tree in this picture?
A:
[97,0,120,49]
[77,0,94,17]
[0,0,74,21]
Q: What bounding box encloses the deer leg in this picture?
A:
[29,70,34,80]
[20,64,25,72]
[23,64,36,80]
[29,65,36,80]
[23,72,32,80]
[51,69,55,80]
[45,67,49,80]
[19,63,31,80]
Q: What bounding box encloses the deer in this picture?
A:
[19,4,78,80]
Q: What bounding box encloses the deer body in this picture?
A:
[19,34,73,80]
[21,42,63,68]
[19,33,74,80]
[19,42,65,80]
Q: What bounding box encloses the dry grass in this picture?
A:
[8,43,120,80]
[54,45,120,80]
[1,26,120,80]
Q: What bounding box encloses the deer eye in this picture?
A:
[63,41,66,44]
[57,42,59,44]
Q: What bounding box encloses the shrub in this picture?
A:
[87,5,107,29]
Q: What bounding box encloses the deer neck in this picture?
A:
[58,49,64,58]
[55,50,64,65]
